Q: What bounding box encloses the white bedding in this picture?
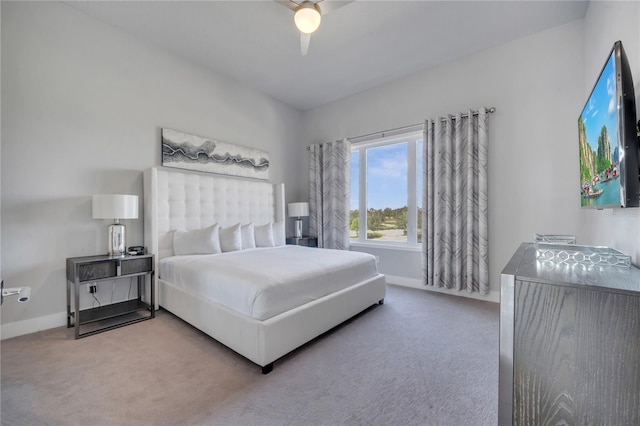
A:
[159,246,379,320]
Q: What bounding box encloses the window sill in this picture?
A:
[349,241,422,252]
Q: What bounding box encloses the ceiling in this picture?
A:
[66,0,590,111]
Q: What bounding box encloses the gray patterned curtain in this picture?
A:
[309,139,351,250]
[422,108,489,295]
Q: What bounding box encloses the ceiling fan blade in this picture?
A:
[316,0,354,15]
[300,33,311,56]
[275,0,300,12]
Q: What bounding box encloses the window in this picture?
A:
[350,130,423,247]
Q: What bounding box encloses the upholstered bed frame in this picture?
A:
[143,167,386,373]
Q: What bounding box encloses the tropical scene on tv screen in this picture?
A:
[578,53,621,207]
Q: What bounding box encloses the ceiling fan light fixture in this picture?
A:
[294,2,321,34]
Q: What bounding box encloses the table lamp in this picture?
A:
[288,202,309,239]
[92,194,138,256]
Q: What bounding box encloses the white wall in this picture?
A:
[577,1,640,261]
[301,20,586,301]
[0,2,302,337]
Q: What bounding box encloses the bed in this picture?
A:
[143,167,386,373]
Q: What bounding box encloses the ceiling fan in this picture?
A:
[276,0,353,56]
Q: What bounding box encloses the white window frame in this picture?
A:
[350,130,423,250]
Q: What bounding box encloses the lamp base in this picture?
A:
[108,223,126,256]
[295,219,303,239]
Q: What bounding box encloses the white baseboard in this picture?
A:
[1,311,67,340]
[385,275,500,303]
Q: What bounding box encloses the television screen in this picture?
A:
[578,41,639,208]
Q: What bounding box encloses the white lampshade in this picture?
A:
[92,194,138,220]
[288,202,309,218]
[294,2,321,34]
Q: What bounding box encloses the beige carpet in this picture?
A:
[1,285,499,425]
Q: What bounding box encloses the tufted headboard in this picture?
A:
[143,167,285,306]
[144,166,285,260]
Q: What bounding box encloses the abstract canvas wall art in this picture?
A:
[162,128,269,180]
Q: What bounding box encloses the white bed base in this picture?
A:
[159,275,385,370]
[144,167,386,373]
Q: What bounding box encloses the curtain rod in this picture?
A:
[306,107,496,149]
[349,123,423,144]
[349,107,496,145]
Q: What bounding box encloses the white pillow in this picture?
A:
[173,224,221,256]
[220,223,242,252]
[254,223,275,247]
[272,221,285,247]
[241,223,256,249]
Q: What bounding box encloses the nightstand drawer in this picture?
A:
[78,261,117,282]
[121,257,152,275]
[286,237,318,247]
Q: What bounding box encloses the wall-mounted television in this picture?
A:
[578,40,639,208]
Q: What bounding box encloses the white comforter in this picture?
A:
[159,246,379,320]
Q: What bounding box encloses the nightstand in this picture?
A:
[66,254,155,339]
[286,236,318,247]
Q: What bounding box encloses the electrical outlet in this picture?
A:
[88,284,97,294]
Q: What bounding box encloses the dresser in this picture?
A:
[500,243,640,425]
